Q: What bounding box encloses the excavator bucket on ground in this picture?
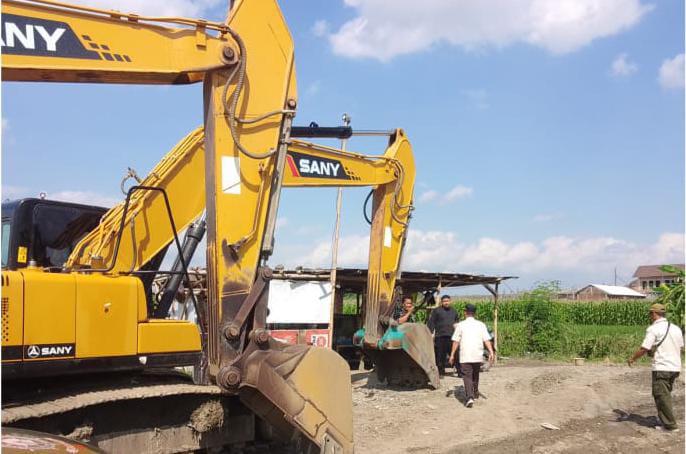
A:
[354,323,440,389]
[238,341,354,453]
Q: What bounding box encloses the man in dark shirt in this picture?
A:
[427,295,459,376]
[393,296,416,324]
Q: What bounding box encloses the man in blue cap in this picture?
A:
[449,303,494,408]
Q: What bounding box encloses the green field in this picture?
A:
[341,294,652,363]
[492,322,645,362]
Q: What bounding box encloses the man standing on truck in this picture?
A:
[449,304,494,408]
[628,303,684,432]
[427,295,459,376]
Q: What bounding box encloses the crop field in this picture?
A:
[343,296,654,362]
[494,322,644,361]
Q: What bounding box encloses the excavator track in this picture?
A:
[1,370,301,453]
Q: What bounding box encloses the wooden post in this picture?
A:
[493,282,499,364]
[483,282,499,364]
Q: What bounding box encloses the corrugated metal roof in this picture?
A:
[271,267,516,293]
[581,284,646,298]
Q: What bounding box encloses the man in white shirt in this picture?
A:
[449,304,494,408]
[628,303,684,432]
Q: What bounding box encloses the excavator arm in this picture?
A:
[283,132,414,339]
[1,0,238,84]
[283,132,440,388]
[2,0,353,451]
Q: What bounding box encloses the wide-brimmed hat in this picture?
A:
[649,303,666,313]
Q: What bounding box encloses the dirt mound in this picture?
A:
[530,371,571,395]
[188,400,225,433]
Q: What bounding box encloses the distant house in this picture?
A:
[575,284,646,300]
[629,264,684,293]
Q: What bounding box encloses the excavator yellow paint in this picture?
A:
[22,270,76,350]
[138,320,201,354]
[73,274,141,358]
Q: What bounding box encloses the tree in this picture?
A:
[654,265,684,331]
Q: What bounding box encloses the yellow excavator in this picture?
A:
[1,0,437,452]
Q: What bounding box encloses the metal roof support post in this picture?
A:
[328,113,351,348]
[483,282,500,365]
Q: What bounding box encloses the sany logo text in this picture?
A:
[286,151,351,180]
[0,21,65,51]
[298,159,341,177]
[25,344,74,359]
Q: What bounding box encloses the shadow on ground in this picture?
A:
[612,409,660,428]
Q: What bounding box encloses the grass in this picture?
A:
[491,322,646,363]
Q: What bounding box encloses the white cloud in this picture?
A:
[273,230,684,288]
[68,0,221,17]
[1,117,9,133]
[48,190,120,207]
[418,190,438,203]
[312,19,330,37]
[658,53,685,90]
[1,187,120,207]
[329,0,652,61]
[301,234,371,268]
[610,53,638,77]
[461,89,490,110]
[442,185,473,204]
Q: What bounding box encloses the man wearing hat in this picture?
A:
[449,303,494,408]
[628,303,684,432]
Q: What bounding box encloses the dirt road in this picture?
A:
[352,360,684,453]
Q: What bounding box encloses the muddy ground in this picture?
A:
[351,360,685,453]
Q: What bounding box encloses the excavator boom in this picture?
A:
[1,0,354,451]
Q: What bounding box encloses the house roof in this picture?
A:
[633,264,684,278]
[576,284,646,298]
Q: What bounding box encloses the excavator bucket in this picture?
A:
[238,341,354,453]
[355,323,440,389]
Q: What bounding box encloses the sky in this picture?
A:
[1,0,684,293]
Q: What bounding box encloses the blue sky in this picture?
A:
[2,0,684,292]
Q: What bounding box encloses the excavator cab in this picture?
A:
[1,198,107,271]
